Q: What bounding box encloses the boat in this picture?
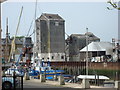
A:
[29,60,65,79]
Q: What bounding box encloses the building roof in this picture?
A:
[80,42,113,55]
[2,38,24,45]
[70,32,100,40]
[39,13,64,21]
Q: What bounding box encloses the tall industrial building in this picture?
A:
[36,13,65,61]
[65,32,100,61]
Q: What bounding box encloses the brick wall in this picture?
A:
[89,62,120,70]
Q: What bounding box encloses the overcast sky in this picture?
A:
[1,0,118,42]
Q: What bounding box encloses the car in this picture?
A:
[2,76,19,90]
[5,68,24,76]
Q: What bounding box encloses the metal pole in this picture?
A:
[86,28,88,75]
[0,2,2,90]
[33,0,37,64]
[48,21,51,60]
[21,76,23,90]
[13,71,16,90]
[5,18,8,63]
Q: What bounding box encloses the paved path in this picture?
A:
[24,80,61,88]
[23,79,116,90]
[23,79,70,88]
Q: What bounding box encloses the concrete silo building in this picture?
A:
[36,13,65,61]
[65,32,100,61]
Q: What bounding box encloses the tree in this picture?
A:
[107,0,120,10]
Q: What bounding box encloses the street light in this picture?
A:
[86,28,88,75]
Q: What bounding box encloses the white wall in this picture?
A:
[38,53,65,61]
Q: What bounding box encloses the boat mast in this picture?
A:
[5,18,9,63]
[33,0,37,63]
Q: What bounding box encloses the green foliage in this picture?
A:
[107,0,120,10]
[88,69,120,80]
[11,36,25,39]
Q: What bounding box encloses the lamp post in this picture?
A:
[86,28,88,75]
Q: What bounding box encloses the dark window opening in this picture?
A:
[37,27,39,29]
[61,56,64,59]
[37,47,39,50]
[37,40,39,43]
[37,33,39,35]
[52,56,54,59]
[49,16,52,18]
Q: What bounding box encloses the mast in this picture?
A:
[48,20,51,60]
[33,0,37,63]
[9,6,23,62]
[5,18,9,63]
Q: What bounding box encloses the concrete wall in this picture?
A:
[36,14,65,61]
[38,53,65,61]
[50,61,120,79]
[50,20,65,53]
[49,61,120,71]
[66,33,100,61]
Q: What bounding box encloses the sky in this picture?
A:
[1,0,118,42]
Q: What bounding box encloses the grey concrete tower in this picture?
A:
[36,13,65,61]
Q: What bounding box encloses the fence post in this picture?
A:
[13,73,16,90]
[97,75,99,86]
[21,76,23,90]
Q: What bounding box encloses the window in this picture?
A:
[37,33,39,35]
[61,56,64,59]
[55,22,59,26]
[52,56,54,59]
[37,47,39,50]
[37,27,39,29]
[49,16,52,18]
[37,40,39,43]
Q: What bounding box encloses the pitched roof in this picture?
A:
[70,32,100,40]
[2,38,23,45]
[80,42,113,55]
[39,13,64,21]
